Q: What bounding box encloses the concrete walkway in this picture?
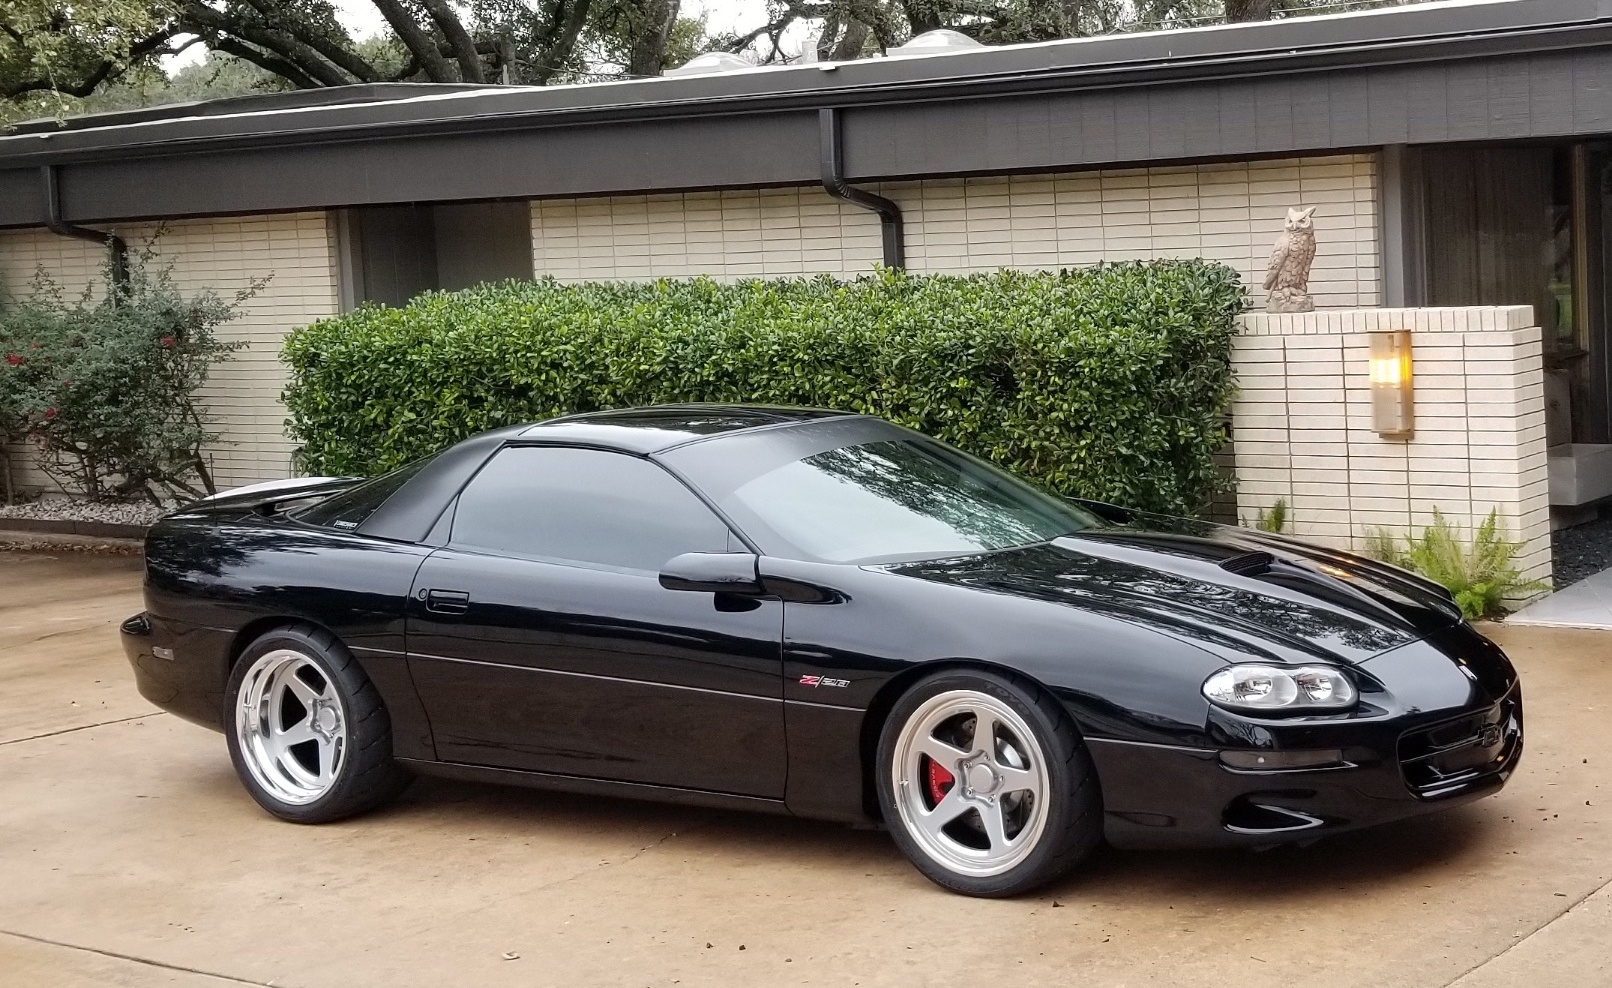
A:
[1509,566,1612,630]
[2,550,1610,988]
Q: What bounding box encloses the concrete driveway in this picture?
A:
[2,550,1609,988]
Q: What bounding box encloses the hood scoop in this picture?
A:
[1219,551,1274,577]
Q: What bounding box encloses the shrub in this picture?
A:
[1365,508,1546,620]
[283,262,1245,517]
[0,250,249,504]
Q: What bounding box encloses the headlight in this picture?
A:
[1202,664,1357,713]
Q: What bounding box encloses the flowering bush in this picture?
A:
[0,291,56,502]
[0,251,249,504]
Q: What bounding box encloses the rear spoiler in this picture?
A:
[179,476,358,516]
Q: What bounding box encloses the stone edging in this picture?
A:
[0,517,148,540]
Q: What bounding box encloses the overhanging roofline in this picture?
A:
[3,83,491,137]
[2,0,1607,169]
[2,0,1610,228]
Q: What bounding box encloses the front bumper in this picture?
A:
[1089,623,1523,849]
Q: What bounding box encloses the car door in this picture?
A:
[405,444,786,798]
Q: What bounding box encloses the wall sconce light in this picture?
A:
[1369,330,1414,437]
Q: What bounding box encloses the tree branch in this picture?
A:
[240,0,384,82]
[418,0,486,83]
[897,0,945,34]
[625,0,682,76]
[367,0,460,81]
[723,10,802,58]
[386,50,424,81]
[531,0,594,83]
[2,26,184,100]
[177,3,354,87]
[209,37,324,89]
[532,0,565,48]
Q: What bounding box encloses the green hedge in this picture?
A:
[282,263,1244,516]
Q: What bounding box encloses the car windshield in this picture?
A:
[691,433,1098,564]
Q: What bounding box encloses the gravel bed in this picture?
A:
[0,538,143,555]
[0,497,165,527]
[1552,511,1612,590]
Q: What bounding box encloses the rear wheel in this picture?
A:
[876,669,1102,896]
[225,624,410,823]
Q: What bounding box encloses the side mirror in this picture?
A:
[659,552,765,595]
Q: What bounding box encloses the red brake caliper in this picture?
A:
[925,759,956,806]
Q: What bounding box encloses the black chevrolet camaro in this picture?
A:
[122,405,1522,896]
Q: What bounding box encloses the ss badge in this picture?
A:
[799,674,850,688]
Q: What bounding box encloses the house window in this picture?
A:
[1421,144,1609,445]
[334,200,533,309]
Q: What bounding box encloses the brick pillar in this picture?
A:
[1231,306,1550,587]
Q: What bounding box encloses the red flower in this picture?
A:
[4,353,21,366]
[160,336,176,348]
[44,407,56,419]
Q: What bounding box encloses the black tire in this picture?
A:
[875,668,1102,897]
[224,623,411,824]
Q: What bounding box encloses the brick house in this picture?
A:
[4,0,1610,581]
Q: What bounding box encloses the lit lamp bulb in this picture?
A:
[1369,330,1414,437]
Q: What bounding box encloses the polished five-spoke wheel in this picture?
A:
[893,690,1051,878]
[225,623,411,824]
[235,649,348,805]
[877,670,1103,897]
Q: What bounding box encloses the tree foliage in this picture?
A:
[725,0,1420,64]
[3,0,701,120]
[0,0,179,119]
[3,0,1426,120]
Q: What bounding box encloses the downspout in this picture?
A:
[819,107,904,270]
[41,165,128,289]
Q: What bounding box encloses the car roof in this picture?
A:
[359,404,860,542]
[514,404,856,454]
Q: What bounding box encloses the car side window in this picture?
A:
[450,446,733,572]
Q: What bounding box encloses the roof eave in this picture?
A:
[2,0,1607,169]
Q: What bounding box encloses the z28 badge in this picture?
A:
[799,675,850,688]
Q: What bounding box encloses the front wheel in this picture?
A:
[876,669,1102,896]
[225,623,411,824]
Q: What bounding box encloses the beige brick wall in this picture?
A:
[534,189,885,280]
[1,153,1382,497]
[1232,306,1551,586]
[0,213,338,492]
[531,154,1381,307]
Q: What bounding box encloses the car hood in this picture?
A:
[884,515,1462,666]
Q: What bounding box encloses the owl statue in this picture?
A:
[1263,206,1317,313]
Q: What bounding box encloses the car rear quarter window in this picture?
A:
[293,457,431,531]
[450,446,732,572]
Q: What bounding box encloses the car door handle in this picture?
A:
[424,589,471,615]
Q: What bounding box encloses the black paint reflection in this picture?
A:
[145,516,428,653]
[406,548,787,797]
[804,441,1065,551]
[891,539,1409,664]
[717,438,1098,564]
